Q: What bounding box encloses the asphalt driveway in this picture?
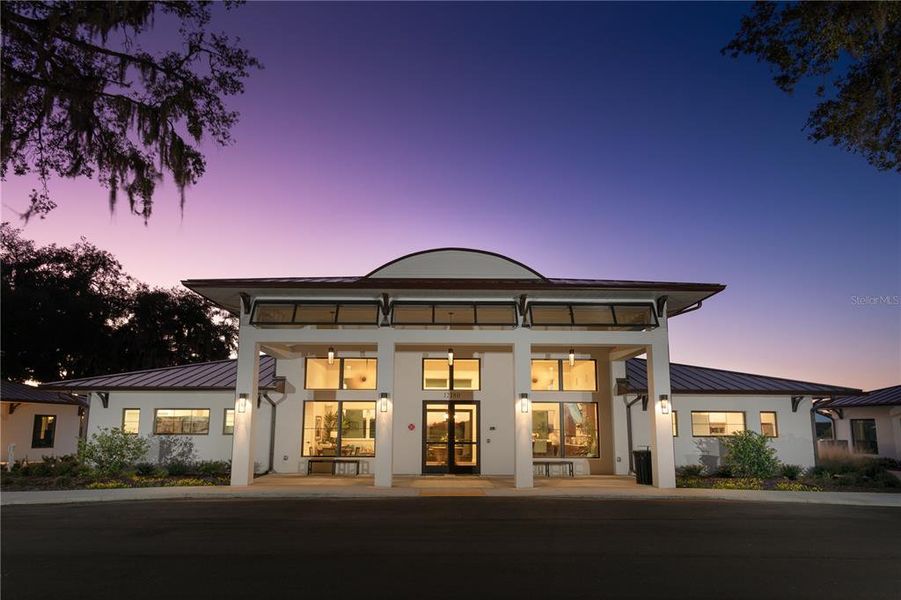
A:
[3,498,899,599]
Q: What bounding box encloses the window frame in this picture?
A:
[850,418,878,455]
[759,411,779,438]
[421,357,482,391]
[250,300,382,326]
[531,401,600,459]
[391,301,519,327]
[31,414,57,449]
[527,302,659,330]
[301,400,377,457]
[690,411,747,437]
[121,408,141,435]
[530,359,598,392]
[304,356,378,391]
[672,411,678,437]
[223,408,235,435]
[152,408,211,436]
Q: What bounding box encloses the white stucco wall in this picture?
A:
[629,394,816,469]
[1,401,83,462]
[830,406,901,460]
[86,390,272,472]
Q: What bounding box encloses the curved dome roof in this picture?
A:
[366,248,546,279]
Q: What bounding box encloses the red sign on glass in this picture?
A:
[408,423,416,431]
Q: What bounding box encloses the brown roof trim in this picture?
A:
[363,247,549,279]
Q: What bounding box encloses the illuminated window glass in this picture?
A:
[302,401,376,457]
[562,360,597,391]
[223,408,235,435]
[335,304,380,324]
[423,359,450,390]
[153,409,210,435]
[691,412,745,437]
[530,305,572,325]
[571,305,615,325]
[253,304,295,323]
[760,412,778,437]
[294,304,338,323]
[532,403,561,458]
[393,305,434,324]
[31,415,57,448]
[475,304,517,325]
[434,305,475,325]
[613,305,656,327]
[306,358,341,389]
[453,359,480,390]
[531,402,599,458]
[531,360,559,391]
[422,358,480,390]
[672,411,679,437]
[122,409,140,435]
[531,359,596,391]
[343,359,377,390]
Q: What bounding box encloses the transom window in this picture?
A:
[672,411,679,437]
[691,411,746,437]
[423,358,480,390]
[531,402,599,458]
[305,357,377,390]
[302,401,376,457]
[760,412,778,437]
[528,303,658,330]
[122,408,140,434]
[392,302,518,327]
[251,302,381,326]
[531,359,597,391]
[153,409,210,435]
[223,408,235,435]
[31,415,56,448]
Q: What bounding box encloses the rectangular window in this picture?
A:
[153,409,211,435]
[851,419,878,455]
[531,402,599,458]
[760,412,778,437]
[253,303,296,323]
[691,411,746,437]
[122,409,140,435]
[302,401,376,457]
[672,411,678,437]
[530,359,596,391]
[529,303,658,329]
[422,358,480,391]
[391,302,518,326]
[31,415,56,448]
[251,302,381,325]
[305,357,377,390]
[223,408,235,435]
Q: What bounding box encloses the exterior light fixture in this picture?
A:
[659,394,670,415]
[379,392,389,413]
[328,347,335,365]
[237,393,249,414]
[568,348,575,366]
[447,348,454,366]
[520,393,530,413]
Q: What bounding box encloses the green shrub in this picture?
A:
[168,477,217,487]
[676,477,710,488]
[722,431,779,478]
[194,460,230,476]
[712,477,764,490]
[779,464,803,480]
[39,455,81,476]
[78,428,149,476]
[712,464,733,478]
[165,460,191,476]
[134,462,157,476]
[29,461,54,477]
[676,464,705,477]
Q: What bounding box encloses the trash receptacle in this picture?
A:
[633,448,653,485]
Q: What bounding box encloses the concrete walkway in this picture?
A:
[3,474,900,506]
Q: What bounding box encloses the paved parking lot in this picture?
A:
[3,498,900,599]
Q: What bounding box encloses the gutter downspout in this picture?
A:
[262,390,287,474]
[624,395,645,473]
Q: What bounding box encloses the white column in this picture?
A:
[610,360,631,476]
[374,341,394,487]
[230,320,260,486]
[513,340,533,489]
[646,336,675,489]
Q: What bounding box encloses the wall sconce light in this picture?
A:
[659,394,670,415]
[568,348,575,366]
[520,393,530,413]
[379,392,389,413]
[447,348,454,366]
[237,393,249,413]
[327,347,335,365]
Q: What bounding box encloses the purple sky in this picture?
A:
[3,3,899,390]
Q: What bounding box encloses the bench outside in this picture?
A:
[533,460,574,477]
[306,458,361,476]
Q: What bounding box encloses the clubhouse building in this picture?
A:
[42,249,867,488]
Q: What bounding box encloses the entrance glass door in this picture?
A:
[422,402,479,474]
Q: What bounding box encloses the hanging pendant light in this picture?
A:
[569,348,575,366]
[447,348,454,366]
[328,347,335,365]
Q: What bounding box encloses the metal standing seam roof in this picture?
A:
[625,359,861,396]
[817,385,901,408]
[40,356,279,392]
[1,380,86,405]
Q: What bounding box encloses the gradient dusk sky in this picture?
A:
[2,2,899,390]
